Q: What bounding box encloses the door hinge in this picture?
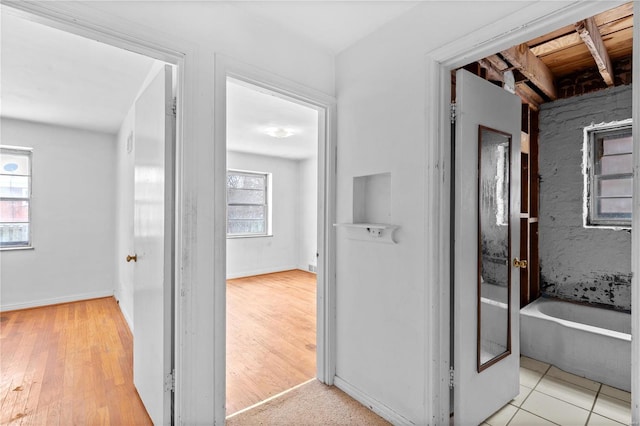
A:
[449,366,455,389]
[450,103,457,124]
[165,369,175,392]
[172,97,177,117]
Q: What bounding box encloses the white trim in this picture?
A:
[424,1,631,423]
[117,296,135,333]
[214,54,338,409]
[334,377,413,426]
[0,290,114,312]
[226,266,300,280]
[582,119,633,230]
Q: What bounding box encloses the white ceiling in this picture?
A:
[1,12,156,134]
[227,79,318,160]
[230,1,420,53]
[1,2,420,154]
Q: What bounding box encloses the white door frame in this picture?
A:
[424,1,638,423]
[0,2,200,423]
[213,54,338,396]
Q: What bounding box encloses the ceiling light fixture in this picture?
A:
[264,127,295,138]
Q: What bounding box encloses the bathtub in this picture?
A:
[520,297,631,391]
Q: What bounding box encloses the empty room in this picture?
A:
[225,78,320,416]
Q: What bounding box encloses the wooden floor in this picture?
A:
[0,297,152,425]
[226,269,317,416]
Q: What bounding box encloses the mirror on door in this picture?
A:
[477,125,512,372]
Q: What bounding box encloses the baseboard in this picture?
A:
[226,265,298,280]
[118,302,134,333]
[0,290,114,312]
[297,264,318,274]
[334,376,414,425]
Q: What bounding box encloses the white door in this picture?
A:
[453,69,522,425]
[133,65,174,425]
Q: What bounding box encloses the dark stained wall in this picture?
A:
[539,84,632,311]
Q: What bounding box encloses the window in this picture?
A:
[584,121,633,228]
[1,146,32,248]
[227,170,271,237]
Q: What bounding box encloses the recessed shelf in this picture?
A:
[334,223,399,244]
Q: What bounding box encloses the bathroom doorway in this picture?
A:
[424,1,638,424]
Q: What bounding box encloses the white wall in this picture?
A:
[333,2,578,424]
[297,157,317,272]
[0,118,115,310]
[226,151,317,278]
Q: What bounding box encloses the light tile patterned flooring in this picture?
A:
[483,357,632,426]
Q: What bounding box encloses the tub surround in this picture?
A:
[520,297,631,392]
[538,85,632,311]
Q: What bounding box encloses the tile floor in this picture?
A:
[482,357,632,426]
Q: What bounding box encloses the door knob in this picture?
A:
[126,254,138,263]
[513,258,527,269]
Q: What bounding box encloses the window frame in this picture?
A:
[583,119,633,229]
[1,145,33,250]
[226,169,272,238]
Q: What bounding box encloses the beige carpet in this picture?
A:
[226,380,391,425]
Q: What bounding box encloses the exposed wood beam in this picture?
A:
[484,55,510,72]
[478,57,541,110]
[477,59,505,83]
[501,44,557,100]
[575,17,614,87]
[515,82,541,111]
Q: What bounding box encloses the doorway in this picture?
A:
[224,77,320,416]
[0,6,182,424]
[425,1,638,424]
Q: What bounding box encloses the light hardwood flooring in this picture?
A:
[226,269,317,416]
[0,297,152,425]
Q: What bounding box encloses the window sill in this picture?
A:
[227,234,273,240]
[584,224,631,231]
[0,246,34,252]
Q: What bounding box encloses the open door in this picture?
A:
[453,69,521,424]
[132,65,175,425]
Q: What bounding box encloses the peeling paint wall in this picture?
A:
[539,85,633,311]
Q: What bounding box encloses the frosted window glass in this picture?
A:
[226,170,269,236]
[586,124,633,227]
[0,147,32,248]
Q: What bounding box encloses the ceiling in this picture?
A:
[1,12,156,134]
[473,2,633,110]
[229,1,420,53]
[2,2,414,158]
[227,79,319,160]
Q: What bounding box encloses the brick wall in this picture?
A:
[538,84,633,310]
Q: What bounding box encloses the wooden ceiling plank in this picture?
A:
[575,17,614,86]
[598,15,634,37]
[593,2,633,27]
[501,43,557,100]
[526,25,575,48]
[530,32,583,57]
